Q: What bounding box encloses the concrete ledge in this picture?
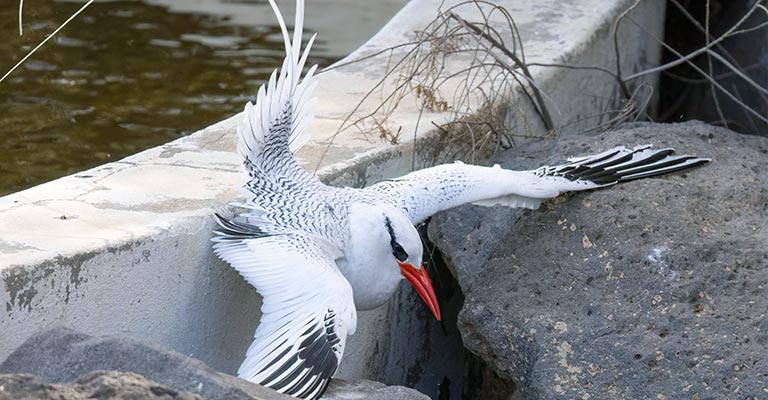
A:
[1,0,665,392]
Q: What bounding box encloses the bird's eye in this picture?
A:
[391,241,408,262]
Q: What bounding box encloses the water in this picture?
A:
[0,0,405,196]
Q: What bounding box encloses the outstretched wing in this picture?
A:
[212,228,357,399]
[237,0,321,190]
[365,145,708,224]
[228,0,351,246]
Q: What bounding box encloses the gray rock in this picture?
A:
[0,327,288,399]
[0,370,202,400]
[0,328,431,399]
[0,374,79,400]
[323,379,430,400]
[429,122,768,400]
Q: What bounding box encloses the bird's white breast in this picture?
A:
[335,257,403,311]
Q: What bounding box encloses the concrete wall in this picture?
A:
[0,0,665,393]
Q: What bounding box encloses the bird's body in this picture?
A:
[212,1,709,398]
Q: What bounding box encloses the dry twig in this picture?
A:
[2,0,96,83]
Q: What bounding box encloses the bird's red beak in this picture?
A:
[398,261,442,320]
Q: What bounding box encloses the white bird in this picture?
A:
[211,0,709,398]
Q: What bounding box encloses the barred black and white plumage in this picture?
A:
[211,1,709,398]
[533,144,709,184]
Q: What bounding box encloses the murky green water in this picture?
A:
[0,0,404,196]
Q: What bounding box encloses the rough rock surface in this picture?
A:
[323,379,430,400]
[0,372,430,400]
[429,122,768,400]
[0,327,289,400]
[0,328,429,400]
[0,371,202,400]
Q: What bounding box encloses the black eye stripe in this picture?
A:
[385,216,409,262]
[384,216,396,240]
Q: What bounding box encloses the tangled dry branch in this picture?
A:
[321,1,564,167]
[322,0,766,171]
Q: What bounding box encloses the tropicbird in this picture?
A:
[211,0,709,398]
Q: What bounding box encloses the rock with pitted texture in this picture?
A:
[429,122,768,399]
[323,379,430,400]
[0,327,288,399]
[0,371,202,400]
[0,327,430,400]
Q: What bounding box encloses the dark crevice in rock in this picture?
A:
[394,223,519,400]
[463,352,518,400]
[658,0,767,135]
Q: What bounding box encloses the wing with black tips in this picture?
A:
[366,145,709,224]
[212,230,356,399]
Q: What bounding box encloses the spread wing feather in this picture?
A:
[236,0,321,191]
[365,145,709,224]
[212,230,356,399]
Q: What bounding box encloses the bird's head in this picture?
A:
[346,203,441,320]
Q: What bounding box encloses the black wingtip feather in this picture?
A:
[212,212,269,241]
[545,145,709,187]
[253,312,341,399]
[618,157,710,182]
